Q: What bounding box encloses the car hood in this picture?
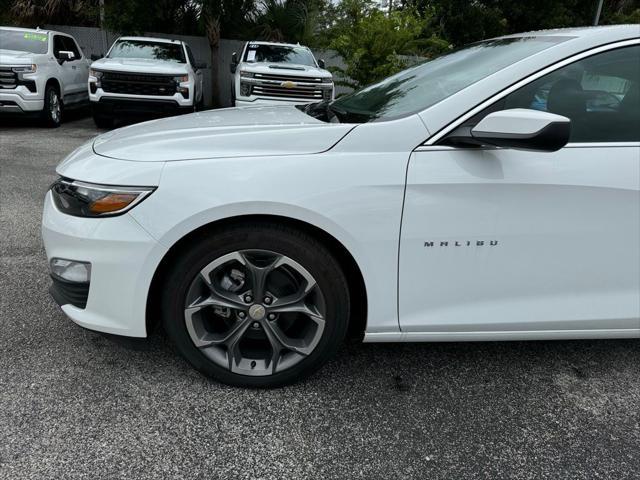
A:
[0,49,35,65]
[239,62,332,79]
[91,57,188,75]
[92,106,355,162]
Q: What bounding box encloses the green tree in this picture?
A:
[328,0,448,88]
[9,0,99,27]
[104,0,201,35]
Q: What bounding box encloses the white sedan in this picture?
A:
[42,26,640,387]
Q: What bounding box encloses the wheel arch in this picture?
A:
[146,214,368,340]
[45,77,61,96]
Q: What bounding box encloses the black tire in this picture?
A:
[92,112,114,129]
[196,96,205,111]
[161,222,350,388]
[41,84,62,128]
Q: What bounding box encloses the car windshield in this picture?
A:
[108,39,185,63]
[328,36,571,123]
[243,44,316,67]
[0,29,49,54]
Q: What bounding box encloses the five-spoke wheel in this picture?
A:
[184,250,326,376]
[161,223,350,387]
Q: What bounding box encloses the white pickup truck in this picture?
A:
[89,36,205,128]
[230,41,334,106]
[0,26,89,127]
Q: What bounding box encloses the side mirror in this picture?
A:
[57,50,75,63]
[194,62,207,70]
[90,53,103,61]
[448,109,570,152]
[318,59,326,69]
[230,52,238,74]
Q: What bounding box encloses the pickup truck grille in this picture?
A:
[0,67,18,89]
[101,72,177,96]
[251,72,328,101]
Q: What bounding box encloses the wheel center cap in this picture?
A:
[248,304,266,320]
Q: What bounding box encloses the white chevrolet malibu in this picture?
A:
[42,26,640,387]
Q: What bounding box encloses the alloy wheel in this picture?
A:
[49,90,61,123]
[184,250,326,376]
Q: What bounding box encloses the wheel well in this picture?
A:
[146,215,368,340]
[45,78,61,96]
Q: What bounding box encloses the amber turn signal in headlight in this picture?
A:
[51,178,155,217]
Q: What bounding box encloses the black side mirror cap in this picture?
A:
[90,53,103,61]
[230,52,239,74]
[195,62,207,70]
[318,59,326,69]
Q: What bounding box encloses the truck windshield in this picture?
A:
[329,36,570,123]
[244,44,316,67]
[0,29,49,54]
[108,40,186,63]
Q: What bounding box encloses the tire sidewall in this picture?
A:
[161,225,350,388]
[43,85,62,128]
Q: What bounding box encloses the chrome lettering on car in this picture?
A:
[424,240,499,247]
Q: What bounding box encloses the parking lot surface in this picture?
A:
[1,115,639,480]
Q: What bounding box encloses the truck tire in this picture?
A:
[42,84,62,128]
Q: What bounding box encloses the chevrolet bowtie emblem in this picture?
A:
[281,81,297,89]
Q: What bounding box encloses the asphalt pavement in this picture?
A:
[1,113,639,479]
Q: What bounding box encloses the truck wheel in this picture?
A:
[93,112,114,129]
[42,85,62,128]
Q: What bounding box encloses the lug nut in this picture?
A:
[244,294,253,303]
[264,296,273,305]
[268,313,276,321]
[252,322,260,329]
[238,311,246,319]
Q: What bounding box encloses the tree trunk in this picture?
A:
[205,15,221,108]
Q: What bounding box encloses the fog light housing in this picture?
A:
[240,82,251,97]
[50,259,91,283]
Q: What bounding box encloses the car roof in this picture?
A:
[246,41,309,49]
[117,36,183,45]
[0,26,71,36]
[497,24,639,40]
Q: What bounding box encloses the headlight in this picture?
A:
[174,75,189,83]
[240,71,254,78]
[12,64,37,73]
[51,178,155,217]
[89,68,103,78]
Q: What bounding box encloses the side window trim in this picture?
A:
[53,34,63,56]
[68,36,83,59]
[423,38,640,147]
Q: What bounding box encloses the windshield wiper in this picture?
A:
[298,101,342,123]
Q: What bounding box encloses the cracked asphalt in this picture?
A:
[1,114,639,479]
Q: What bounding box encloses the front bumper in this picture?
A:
[235,97,315,107]
[91,97,193,116]
[42,191,159,337]
[0,89,44,113]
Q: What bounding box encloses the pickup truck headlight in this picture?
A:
[51,178,155,217]
[12,64,37,73]
[89,68,103,79]
[323,84,334,101]
[240,71,254,78]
